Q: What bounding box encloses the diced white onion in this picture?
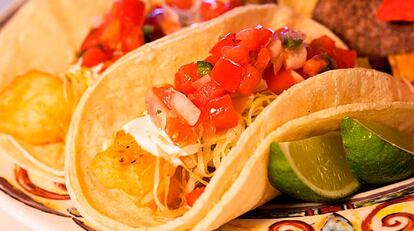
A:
[284,46,307,70]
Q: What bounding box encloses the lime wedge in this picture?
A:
[340,117,414,184]
[268,133,360,202]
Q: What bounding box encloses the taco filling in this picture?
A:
[74,0,270,73]
[0,0,274,176]
[90,25,356,215]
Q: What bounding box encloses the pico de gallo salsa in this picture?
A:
[91,25,356,212]
[148,25,356,146]
[77,0,270,72]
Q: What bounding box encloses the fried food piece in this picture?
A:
[91,131,181,207]
[91,131,156,198]
[0,71,73,144]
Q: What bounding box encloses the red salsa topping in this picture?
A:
[78,0,247,72]
[146,25,356,145]
[78,0,146,70]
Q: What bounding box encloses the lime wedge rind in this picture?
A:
[281,133,360,199]
[268,142,329,202]
[340,117,414,184]
[353,117,414,155]
[268,133,360,202]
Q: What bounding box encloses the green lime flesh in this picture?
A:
[268,133,360,202]
[340,117,414,184]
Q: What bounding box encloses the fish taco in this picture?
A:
[0,0,274,178]
[65,4,414,231]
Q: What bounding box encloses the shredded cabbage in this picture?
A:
[161,91,277,211]
[62,63,97,108]
[102,91,276,215]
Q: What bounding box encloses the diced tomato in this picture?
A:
[265,68,304,94]
[205,55,219,65]
[80,29,101,51]
[165,115,198,146]
[166,0,194,9]
[238,64,262,95]
[174,63,200,94]
[211,58,245,92]
[188,80,226,107]
[98,19,122,50]
[78,0,147,69]
[236,26,273,51]
[376,0,414,22]
[205,94,240,132]
[308,35,336,58]
[105,0,145,26]
[119,0,146,26]
[209,33,237,57]
[149,85,201,126]
[200,0,227,21]
[191,75,212,90]
[331,48,356,69]
[222,45,250,65]
[302,55,330,77]
[121,26,145,52]
[200,115,216,141]
[227,0,242,9]
[147,87,198,145]
[81,46,111,68]
[308,36,355,69]
[255,47,271,70]
[105,0,122,22]
[152,84,175,109]
[185,187,205,207]
[231,95,250,113]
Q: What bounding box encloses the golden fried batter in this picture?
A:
[0,71,73,144]
[91,131,183,208]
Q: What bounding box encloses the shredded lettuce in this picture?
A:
[62,64,97,108]
[169,91,277,210]
[101,91,277,215]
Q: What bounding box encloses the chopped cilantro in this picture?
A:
[197,61,213,76]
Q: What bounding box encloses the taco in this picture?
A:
[221,101,414,230]
[0,0,110,90]
[0,0,272,178]
[65,4,414,230]
[0,0,112,178]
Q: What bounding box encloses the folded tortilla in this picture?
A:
[0,0,111,90]
[65,4,414,231]
[0,0,111,178]
[197,101,414,230]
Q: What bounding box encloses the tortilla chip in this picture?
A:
[389,52,414,82]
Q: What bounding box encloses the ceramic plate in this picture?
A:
[0,149,413,231]
[0,1,413,231]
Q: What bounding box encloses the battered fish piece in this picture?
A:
[0,71,73,144]
[91,131,183,209]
